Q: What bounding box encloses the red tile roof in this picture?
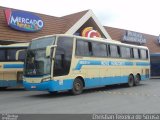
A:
[0,6,88,43]
[104,26,159,53]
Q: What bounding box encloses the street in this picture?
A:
[0,79,160,114]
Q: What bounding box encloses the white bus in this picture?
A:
[0,43,28,89]
[23,34,150,95]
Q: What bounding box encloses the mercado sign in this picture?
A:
[4,9,44,32]
[123,30,146,44]
[81,27,101,38]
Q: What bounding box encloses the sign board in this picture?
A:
[4,9,44,32]
[122,31,146,44]
[81,27,101,38]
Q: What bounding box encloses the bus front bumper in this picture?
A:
[23,81,55,91]
[23,79,73,92]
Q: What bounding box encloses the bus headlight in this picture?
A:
[41,77,51,82]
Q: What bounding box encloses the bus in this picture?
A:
[150,53,160,78]
[0,43,28,89]
[23,34,150,95]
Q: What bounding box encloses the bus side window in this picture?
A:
[76,40,92,57]
[92,42,107,57]
[110,45,119,58]
[54,37,73,76]
[7,49,18,61]
[140,49,148,59]
[17,50,26,61]
[0,49,5,61]
[133,48,139,59]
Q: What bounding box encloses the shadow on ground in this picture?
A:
[29,83,147,99]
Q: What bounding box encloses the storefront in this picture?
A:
[0,6,160,54]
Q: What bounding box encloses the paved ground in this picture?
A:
[0,79,160,114]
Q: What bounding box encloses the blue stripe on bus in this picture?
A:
[75,60,149,70]
[0,80,19,87]
[23,75,148,92]
[3,64,24,69]
[136,62,150,66]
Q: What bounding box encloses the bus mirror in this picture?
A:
[46,45,57,57]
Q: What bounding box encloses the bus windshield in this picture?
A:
[24,37,56,76]
[29,37,55,49]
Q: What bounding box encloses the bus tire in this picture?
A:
[127,75,134,87]
[71,78,83,95]
[134,74,141,86]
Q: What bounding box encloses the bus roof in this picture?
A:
[32,34,148,50]
[0,43,29,48]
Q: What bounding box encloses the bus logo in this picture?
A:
[4,8,44,32]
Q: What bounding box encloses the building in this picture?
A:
[0,6,160,54]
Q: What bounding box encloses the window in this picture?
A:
[109,45,120,58]
[30,37,55,49]
[18,50,26,61]
[54,37,73,76]
[76,40,89,56]
[0,47,27,61]
[76,40,92,56]
[7,49,19,61]
[0,49,5,61]
[121,47,126,58]
[92,42,107,57]
[133,48,139,59]
[141,49,147,59]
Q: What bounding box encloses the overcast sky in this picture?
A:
[0,0,160,36]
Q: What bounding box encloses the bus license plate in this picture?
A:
[31,86,36,88]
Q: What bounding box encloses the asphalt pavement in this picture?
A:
[0,79,160,114]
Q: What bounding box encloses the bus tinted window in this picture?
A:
[7,49,19,61]
[76,40,92,56]
[92,42,107,57]
[54,37,73,76]
[121,47,131,58]
[110,45,120,58]
[0,49,5,61]
[133,48,139,59]
[141,49,147,59]
[18,50,26,61]
[76,40,87,56]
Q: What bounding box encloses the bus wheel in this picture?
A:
[72,78,83,95]
[127,75,134,87]
[134,74,141,86]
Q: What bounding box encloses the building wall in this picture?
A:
[0,6,65,43]
[105,26,160,53]
[0,6,160,53]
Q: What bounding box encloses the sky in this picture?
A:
[0,0,160,36]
